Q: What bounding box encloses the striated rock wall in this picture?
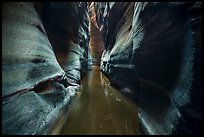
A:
[2,2,91,135]
[38,2,92,82]
[95,2,202,135]
[88,2,104,65]
[96,2,140,101]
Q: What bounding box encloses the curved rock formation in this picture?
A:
[95,2,202,135]
[2,2,91,135]
[2,2,202,135]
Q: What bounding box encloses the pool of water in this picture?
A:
[60,66,141,135]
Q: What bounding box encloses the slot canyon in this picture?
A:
[2,2,202,135]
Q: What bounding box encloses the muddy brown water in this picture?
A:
[60,66,141,135]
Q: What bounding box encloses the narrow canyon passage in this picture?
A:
[60,4,141,134]
[60,66,141,135]
[2,2,202,135]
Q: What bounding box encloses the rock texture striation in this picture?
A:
[95,2,202,135]
[2,2,91,135]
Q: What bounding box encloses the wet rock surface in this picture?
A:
[95,2,202,135]
[2,2,90,135]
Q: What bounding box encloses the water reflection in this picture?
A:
[60,66,141,135]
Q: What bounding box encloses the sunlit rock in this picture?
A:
[88,2,104,65]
